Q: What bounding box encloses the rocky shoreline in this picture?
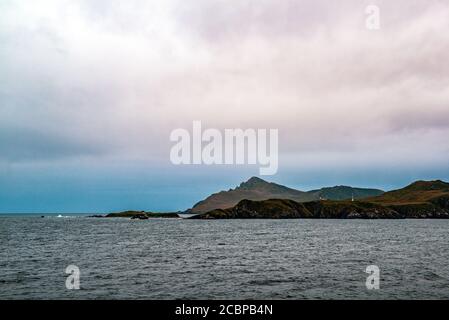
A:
[189,198,449,219]
[92,180,449,220]
[91,211,180,219]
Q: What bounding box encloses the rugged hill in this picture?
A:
[191,180,449,219]
[366,180,449,205]
[307,185,384,201]
[191,177,310,213]
[191,177,384,213]
[365,180,449,217]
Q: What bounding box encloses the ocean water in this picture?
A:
[1,216,449,299]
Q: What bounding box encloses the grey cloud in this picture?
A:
[0,126,108,161]
[0,0,448,169]
[386,107,449,132]
[174,0,347,42]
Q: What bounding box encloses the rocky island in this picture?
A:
[100,211,180,219]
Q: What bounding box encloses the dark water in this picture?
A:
[1,216,449,299]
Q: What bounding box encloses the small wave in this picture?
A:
[248,278,297,286]
[422,271,447,281]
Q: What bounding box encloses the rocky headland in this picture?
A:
[190,180,449,219]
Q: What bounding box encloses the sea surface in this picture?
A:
[1,216,449,299]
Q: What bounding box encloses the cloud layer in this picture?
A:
[1,0,448,211]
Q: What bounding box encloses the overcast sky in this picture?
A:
[1,0,448,213]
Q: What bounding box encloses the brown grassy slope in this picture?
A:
[191,177,312,213]
[365,180,449,205]
[191,177,384,214]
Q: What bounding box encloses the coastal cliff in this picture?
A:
[189,199,405,219]
[191,180,449,219]
[190,198,449,219]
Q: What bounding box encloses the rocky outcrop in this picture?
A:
[105,211,180,218]
[190,197,449,219]
[130,213,149,220]
[302,201,401,219]
[430,195,449,210]
[389,203,449,219]
[196,199,314,219]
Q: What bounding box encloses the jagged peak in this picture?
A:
[246,176,267,184]
[238,176,270,189]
